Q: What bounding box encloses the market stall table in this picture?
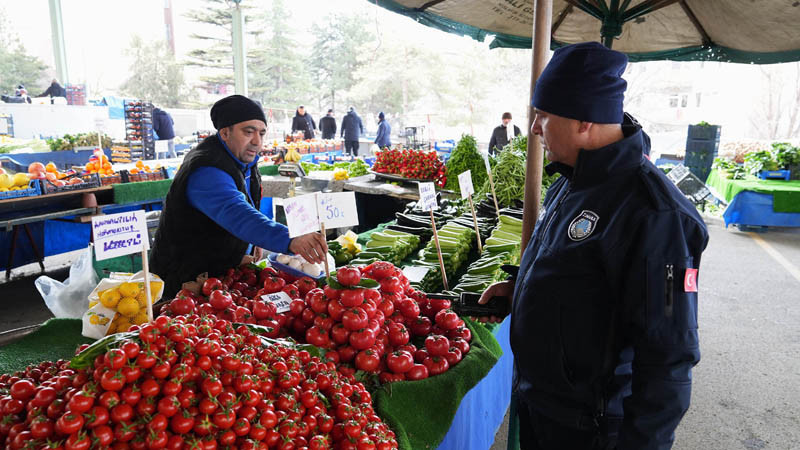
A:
[706,170,800,228]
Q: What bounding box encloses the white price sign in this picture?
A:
[458,170,474,199]
[92,211,148,261]
[262,292,292,314]
[402,266,430,283]
[417,182,438,211]
[317,192,359,229]
[283,194,321,238]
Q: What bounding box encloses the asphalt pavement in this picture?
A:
[2,222,799,449]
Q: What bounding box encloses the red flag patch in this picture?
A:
[684,268,698,293]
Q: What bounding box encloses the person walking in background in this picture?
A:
[292,106,316,139]
[341,107,364,156]
[319,109,337,139]
[153,107,177,159]
[375,111,391,149]
[37,79,67,101]
[488,112,521,155]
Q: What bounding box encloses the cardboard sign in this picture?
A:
[262,292,292,313]
[418,182,438,211]
[402,266,430,284]
[458,170,474,199]
[318,192,359,229]
[283,194,321,238]
[92,211,148,261]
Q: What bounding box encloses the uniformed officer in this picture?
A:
[480,42,709,449]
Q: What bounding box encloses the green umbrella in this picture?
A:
[375,0,800,63]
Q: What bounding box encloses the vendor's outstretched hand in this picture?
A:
[475,280,514,323]
[289,232,328,264]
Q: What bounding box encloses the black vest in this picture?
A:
[150,135,262,298]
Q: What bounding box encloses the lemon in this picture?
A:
[117,297,140,317]
[116,319,132,332]
[100,289,121,308]
[136,291,149,308]
[89,314,101,325]
[118,282,140,298]
[133,312,149,325]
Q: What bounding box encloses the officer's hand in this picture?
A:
[289,232,328,264]
[475,280,514,323]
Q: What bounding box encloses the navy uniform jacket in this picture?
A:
[511,115,708,449]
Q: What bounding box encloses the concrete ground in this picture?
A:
[2,223,799,449]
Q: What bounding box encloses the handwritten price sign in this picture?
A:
[283,194,321,238]
[317,192,358,229]
[418,182,438,211]
[458,170,474,199]
[262,292,292,314]
[92,211,148,261]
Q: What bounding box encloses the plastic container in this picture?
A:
[687,125,721,141]
[0,179,41,200]
[40,173,101,194]
[758,170,791,180]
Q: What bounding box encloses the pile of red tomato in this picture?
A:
[0,315,398,450]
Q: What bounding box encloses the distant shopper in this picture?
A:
[375,112,391,149]
[2,85,32,104]
[341,107,364,156]
[37,79,67,100]
[319,109,337,139]
[153,107,177,159]
[488,112,521,155]
[291,106,316,140]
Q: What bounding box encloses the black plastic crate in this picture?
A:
[40,173,101,194]
[687,125,721,141]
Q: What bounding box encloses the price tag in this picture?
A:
[92,211,148,261]
[94,118,105,131]
[283,194,321,238]
[417,182,438,211]
[458,170,474,199]
[402,266,430,283]
[483,152,492,172]
[261,292,292,314]
[317,192,358,229]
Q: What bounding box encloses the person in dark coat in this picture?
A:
[291,106,316,139]
[37,79,67,99]
[150,95,327,298]
[340,107,364,155]
[319,109,337,139]
[153,107,177,159]
[374,112,391,149]
[479,42,708,450]
[488,112,521,155]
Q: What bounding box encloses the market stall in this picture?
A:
[706,169,800,228]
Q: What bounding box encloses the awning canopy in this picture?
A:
[375,0,800,63]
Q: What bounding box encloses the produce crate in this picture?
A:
[40,173,101,194]
[120,167,168,183]
[0,179,41,200]
[99,174,122,186]
[758,170,791,180]
[687,124,721,141]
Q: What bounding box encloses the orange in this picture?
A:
[135,160,144,169]
[103,161,111,170]
[130,168,139,174]
[45,162,57,173]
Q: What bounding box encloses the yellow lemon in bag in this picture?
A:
[118,282,140,298]
[133,312,149,325]
[116,318,132,333]
[117,297,140,317]
[100,289,121,308]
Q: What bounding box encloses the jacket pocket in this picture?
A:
[646,257,699,335]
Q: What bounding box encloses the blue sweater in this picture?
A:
[186,135,291,254]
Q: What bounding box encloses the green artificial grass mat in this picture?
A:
[259,165,279,176]
[0,319,93,374]
[372,318,503,450]
[113,179,172,204]
[707,169,800,213]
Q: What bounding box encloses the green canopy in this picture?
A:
[374,0,800,63]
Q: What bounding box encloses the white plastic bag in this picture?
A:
[35,245,99,318]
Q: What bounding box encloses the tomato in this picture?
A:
[92,425,114,446]
[414,348,429,363]
[233,417,250,437]
[330,323,351,345]
[386,351,414,374]
[170,412,194,434]
[370,262,395,280]
[262,276,286,294]
[289,298,306,317]
[147,430,169,449]
[202,278,223,296]
[323,285,341,301]
[151,361,171,379]
[342,307,368,331]
[349,328,376,350]
[435,308,460,330]
[56,413,85,435]
[111,403,134,423]
[444,347,463,366]
[337,267,361,286]
[354,349,381,373]
[451,337,471,355]
[427,297,451,314]
[86,405,110,428]
[327,299,346,321]
[136,350,157,370]
[408,316,432,336]
[251,300,272,320]
[406,364,429,380]
[305,326,331,348]
[339,289,365,308]
[208,290,233,311]
[397,298,420,320]
[9,379,35,400]
[213,410,235,429]
[30,417,54,439]
[259,409,278,429]
[31,386,58,407]
[386,322,410,346]
[424,335,450,357]
[169,296,196,316]
[67,391,95,414]
[376,298,395,317]
[379,277,403,294]
[104,348,128,370]
[282,284,302,299]
[295,277,317,296]
[101,370,126,392]
[65,431,91,450]
[423,356,449,375]
[308,434,330,450]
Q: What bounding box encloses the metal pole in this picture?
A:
[231,2,248,96]
[48,0,68,84]
[520,0,553,254]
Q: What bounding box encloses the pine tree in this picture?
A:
[120,35,190,108]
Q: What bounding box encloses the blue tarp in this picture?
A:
[101,96,127,120]
[438,317,513,450]
[723,191,800,228]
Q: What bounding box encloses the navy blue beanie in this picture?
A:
[378,112,385,120]
[532,42,628,124]
[210,95,267,130]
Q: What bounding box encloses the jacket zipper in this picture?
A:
[665,264,674,318]
[541,182,572,239]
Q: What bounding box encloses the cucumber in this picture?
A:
[484,242,518,253]
[499,214,523,227]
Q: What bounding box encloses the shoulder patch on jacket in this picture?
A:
[568,210,599,241]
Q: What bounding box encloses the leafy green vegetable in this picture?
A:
[444,134,487,192]
[744,149,779,175]
[477,135,557,207]
[771,142,800,169]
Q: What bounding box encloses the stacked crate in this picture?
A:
[684,124,721,182]
[124,101,156,160]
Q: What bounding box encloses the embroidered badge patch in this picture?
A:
[568,210,599,241]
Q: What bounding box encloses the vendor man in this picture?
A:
[151,95,327,297]
[480,42,708,449]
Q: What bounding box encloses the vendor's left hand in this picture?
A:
[253,246,264,262]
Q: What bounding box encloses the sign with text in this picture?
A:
[92,211,148,261]
[262,292,292,314]
[284,194,321,238]
[317,192,358,229]
[417,182,438,211]
[458,170,474,199]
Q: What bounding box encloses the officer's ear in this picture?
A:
[577,121,593,134]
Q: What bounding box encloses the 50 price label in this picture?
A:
[317,192,358,229]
